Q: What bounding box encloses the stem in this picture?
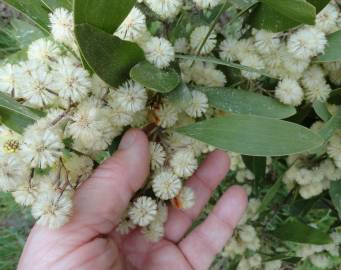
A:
[195,0,229,56]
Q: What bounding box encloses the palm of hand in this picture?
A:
[18,130,247,270]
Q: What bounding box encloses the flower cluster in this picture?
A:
[0,1,341,264]
[213,153,341,270]
[0,4,213,238]
[283,118,341,199]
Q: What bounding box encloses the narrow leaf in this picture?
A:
[176,54,276,79]
[313,101,332,122]
[176,115,324,157]
[197,87,296,119]
[242,155,266,194]
[319,110,341,141]
[329,88,341,105]
[130,61,181,93]
[166,83,193,110]
[0,93,43,133]
[3,0,50,33]
[75,23,144,86]
[316,30,341,62]
[272,218,332,244]
[0,92,41,121]
[330,180,341,220]
[258,176,282,213]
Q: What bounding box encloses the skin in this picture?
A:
[18,129,248,270]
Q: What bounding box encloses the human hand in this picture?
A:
[18,129,247,270]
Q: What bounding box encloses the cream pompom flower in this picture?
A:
[240,54,265,80]
[301,65,325,90]
[155,102,179,128]
[27,38,61,64]
[128,196,157,226]
[144,0,183,19]
[275,78,304,106]
[50,57,91,103]
[152,170,182,200]
[304,81,331,103]
[144,37,175,69]
[193,0,222,9]
[170,148,198,178]
[316,4,339,34]
[12,177,39,206]
[107,95,134,127]
[149,142,166,170]
[287,27,327,60]
[115,7,147,42]
[116,209,136,235]
[0,154,29,192]
[190,26,217,55]
[20,69,57,108]
[0,64,18,95]
[21,129,64,169]
[185,90,208,118]
[115,80,147,113]
[141,221,165,242]
[31,192,73,229]
[172,187,195,210]
[253,29,281,55]
[67,99,108,147]
[219,38,238,62]
[174,38,189,54]
[49,8,74,46]
[299,182,324,199]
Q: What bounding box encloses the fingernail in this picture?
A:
[119,130,137,150]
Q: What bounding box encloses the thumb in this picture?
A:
[72,128,150,233]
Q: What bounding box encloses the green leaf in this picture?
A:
[34,167,52,176]
[197,87,296,119]
[313,101,332,122]
[74,0,136,33]
[249,0,316,32]
[258,176,283,213]
[329,88,341,105]
[130,61,181,93]
[166,83,193,110]
[318,109,341,141]
[0,92,41,121]
[10,19,46,49]
[272,218,332,244]
[306,0,329,13]
[75,23,144,86]
[0,109,35,134]
[261,0,316,24]
[315,30,341,62]
[41,0,72,10]
[176,115,324,157]
[94,151,111,164]
[3,0,50,33]
[306,209,337,233]
[242,155,266,194]
[3,50,28,64]
[242,156,266,180]
[176,54,276,79]
[0,93,42,133]
[330,180,341,220]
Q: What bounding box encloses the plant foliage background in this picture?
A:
[0,0,341,269]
